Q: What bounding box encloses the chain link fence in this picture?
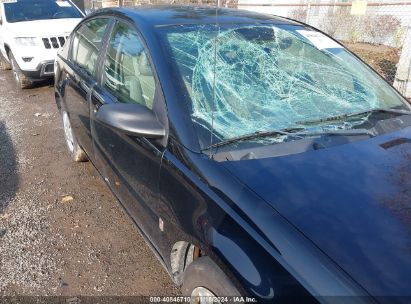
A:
[237,1,411,95]
[87,0,411,98]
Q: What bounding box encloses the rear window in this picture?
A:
[4,0,83,23]
[71,18,109,76]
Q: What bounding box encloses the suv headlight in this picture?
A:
[15,37,38,47]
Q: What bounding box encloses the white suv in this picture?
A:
[0,0,84,89]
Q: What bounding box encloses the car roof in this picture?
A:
[94,5,300,28]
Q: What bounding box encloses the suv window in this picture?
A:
[103,21,156,109]
[71,18,109,77]
[4,0,83,23]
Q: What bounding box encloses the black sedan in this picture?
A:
[55,6,411,303]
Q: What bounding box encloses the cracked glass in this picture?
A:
[159,24,408,149]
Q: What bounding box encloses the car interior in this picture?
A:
[104,26,155,109]
[72,20,107,76]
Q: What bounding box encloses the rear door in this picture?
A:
[90,20,166,250]
[64,17,110,157]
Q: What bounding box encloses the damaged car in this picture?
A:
[54,6,411,303]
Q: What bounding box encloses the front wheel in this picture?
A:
[9,52,31,89]
[182,256,241,304]
[0,51,11,70]
[62,110,88,162]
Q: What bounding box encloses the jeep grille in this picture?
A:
[42,36,68,49]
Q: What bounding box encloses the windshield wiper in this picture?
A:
[206,127,375,150]
[296,108,411,126]
[296,128,375,137]
[205,127,305,150]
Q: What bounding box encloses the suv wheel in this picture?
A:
[9,52,31,89]
[182,256,240,304]
[0,51,11,70]
[62,110,88,162]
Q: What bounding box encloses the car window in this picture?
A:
[103,21,156,109]
[159,24,408,148]
[71,18,110,77]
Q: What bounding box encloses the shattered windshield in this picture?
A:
[159,23,408,149]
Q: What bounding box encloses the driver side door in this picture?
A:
[91,20,165,251]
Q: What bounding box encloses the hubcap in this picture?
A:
[62,111,74,153]
[11,59,19,82]
[191,287,221,304]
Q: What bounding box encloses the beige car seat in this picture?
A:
[133,53,155,109]
[115,37,145,106]
[75,25,104,75]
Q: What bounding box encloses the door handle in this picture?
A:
[92,91,104,104]
[91,91,105,113]
[80,80,91,94]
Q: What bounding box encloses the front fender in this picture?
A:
[159,145,372,303]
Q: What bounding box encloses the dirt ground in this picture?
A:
[0,70,179,297]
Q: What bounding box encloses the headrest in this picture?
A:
[138,53,153,77]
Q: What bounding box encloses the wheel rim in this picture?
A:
[62,111,74,153]
[10,59,19,83]
[191,287,221,304]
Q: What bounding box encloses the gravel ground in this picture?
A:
[0,70,179,297]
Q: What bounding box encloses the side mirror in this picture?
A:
[96,103,165,139]
[84,9,92,16]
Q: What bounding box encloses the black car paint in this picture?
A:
[96,103,166,138]
[222,127,411,299]
[54,6,411,303]
[64,62,96,155]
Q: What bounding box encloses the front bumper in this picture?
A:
[21,61,54,80]
[11,42,59,79]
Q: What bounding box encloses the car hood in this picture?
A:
[7,18,81,37]
[222,127,411,298]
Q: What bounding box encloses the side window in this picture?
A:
[103,21,156,109]
[71,18,109,76]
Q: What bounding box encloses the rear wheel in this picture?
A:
[9,52,31,89]
[62,110,88,162]
[182,256,240,304]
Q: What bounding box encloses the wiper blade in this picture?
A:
[205,127,305,150]
[206,127,375,150]
[297,128,376,137]
[296,108,411,126]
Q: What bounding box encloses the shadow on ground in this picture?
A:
[33,77,54,88]
[0,121,19,214]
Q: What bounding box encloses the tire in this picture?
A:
[182,256,241,303]
[61,109,88,162]
[9,52,31,89]
[0,51,11,70]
